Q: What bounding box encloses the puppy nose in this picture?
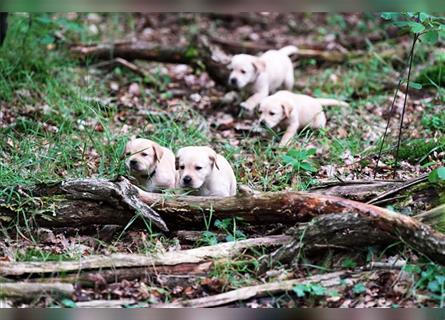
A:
[183,176,192,185]
[129,160,138,167]
[260,120,267,127]
[229,78,237,86]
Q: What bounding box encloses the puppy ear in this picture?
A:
[252,58,266,73]
[281,103,293,119]
[209,151,220,170]
[152,143,164,163]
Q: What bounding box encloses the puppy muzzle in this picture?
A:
[182,175,192,186]
[129,160,144,173]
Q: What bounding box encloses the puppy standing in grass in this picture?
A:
[258,90,349,147]
[124,138,176,192]
[228,45,298,111]
[176,146,237,197]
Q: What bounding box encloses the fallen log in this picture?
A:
[0,282,74,300]
[0,177,409,231]
[70,36,359,89]
[75,299,140,308]
[309,179,403,202]
[0,235,290,278]
[209,36,347,63]
[309,175,443,212]
[414,204,445,228]
[71,36,231,86]
[156,270,368,308]
[259,210,445,272]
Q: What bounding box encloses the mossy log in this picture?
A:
[259,210,445,271]
[0,177,410,232]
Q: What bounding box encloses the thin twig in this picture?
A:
[373,77,403,178]
[367,173,427,204]
[393,33,419,178]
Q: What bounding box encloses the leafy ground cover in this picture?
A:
[0,13,444,307]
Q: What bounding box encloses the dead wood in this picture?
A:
[0,178,169,231]
[0,177,407,231]
[71,36,231,86]
[367,174,429,204]
[0,235,290,279]
[90,57,149,78]
[209,36,347,63]
[309,180,402,202]
[310,175,443,210]
[70,35,359,88]
[75,299,140,308]
[0,282,74,300]
[174,230,227,242]
[37,263,211,287]
[156,270,367,307]
[3,176,439,232]
[259,210,445,272]
[414,204,445,227]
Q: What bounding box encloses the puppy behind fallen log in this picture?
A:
[175,146,237,197]
[124,138,176,192]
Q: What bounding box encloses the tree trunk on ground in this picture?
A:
[71,36,231,86]
[0,177,412,231]
[70,36,359,87]
[0,283,74,300]
[309,174,443,212]
[0,235,291,280]
[259,210,445,272]
[156,270,377,308]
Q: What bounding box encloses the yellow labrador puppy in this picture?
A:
[176,146,237,197]
[228,45,298,111]
[258,90,349,146]
[124,138,176,192]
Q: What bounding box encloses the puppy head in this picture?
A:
[176,146,219,189]
[228,54,265,89]
[258,97,292,129]
[124,138,164,179]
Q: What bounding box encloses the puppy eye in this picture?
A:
[180,165,185,170]
[269,112,275,116]
[240,69,246,74]
[141,152,148,157]
[125,152,130,156]
[195,166,202,170]
[258,110,263,114]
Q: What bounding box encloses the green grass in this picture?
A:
[2,13,445,307]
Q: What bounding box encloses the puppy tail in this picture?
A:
[316,98,350,108]
[279,45,298,56]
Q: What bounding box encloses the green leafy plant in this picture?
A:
[282,148,317,173]
[352,282,367,294]
[405,263,445,307]
[214,217,246,242]
[428,167,445,184]
[60,298,77,308]
[342,258,358,269]
[382,12,445,44]
[292,283,338,298]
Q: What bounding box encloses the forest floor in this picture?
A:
[0,13,444,307]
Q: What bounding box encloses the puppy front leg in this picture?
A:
[241,75,269,111]
[279,124,299,147]
[241,91,268,111]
